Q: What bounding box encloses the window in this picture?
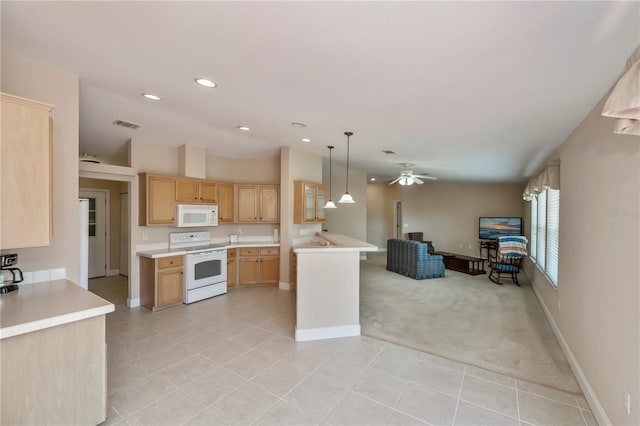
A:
[530,188,560,287]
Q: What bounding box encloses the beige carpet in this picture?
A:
[360,253,581,394]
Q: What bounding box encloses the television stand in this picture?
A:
[433,252,486,275]
[479,239,498,260]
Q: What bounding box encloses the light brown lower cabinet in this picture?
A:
[140,255,184,311]
[238,247,279,285]
[227,249,237,288]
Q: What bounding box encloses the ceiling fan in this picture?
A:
[386,164,438,185]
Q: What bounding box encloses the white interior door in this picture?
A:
[80,190,107,278]
[120,192,129,276]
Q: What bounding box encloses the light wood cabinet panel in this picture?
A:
[199,181,218,203]
[260,257,280,284]
[175,179,218,204]
[237,184,280,223]
[227,258,237,287]
[1,93,54,249]
[293,181,327,224]
[260,247,279,256]
[139,173,176,226]
[157,269,184,307]
[218,183,234,223]
[175,178,199,202]
[140,255,184,311]
[239,257,260,285]
[259,185,280,223]
[237,185,258,222]
[238,246,279,285]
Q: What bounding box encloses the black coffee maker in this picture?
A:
[1,253,23,294]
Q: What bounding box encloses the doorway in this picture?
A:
[394,200,402,239]
[79,189,108,278]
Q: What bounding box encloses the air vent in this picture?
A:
[113,119,141,129]
[382,150,396,155]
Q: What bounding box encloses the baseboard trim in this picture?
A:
[127,297,140,308]
[279,281,292,291]
[530,281,612,426]
[295,324,361,342]
[107,269,120,277]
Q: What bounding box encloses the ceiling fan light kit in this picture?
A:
[339,131,355,204]
[387,163,438,185]
[324,145,337,209]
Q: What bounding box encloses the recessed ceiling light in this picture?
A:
[291,122,307,128]
[370,178,376,181]
[382,150,396,155]
[301,138,312,143]
[237,126,251,131]
[195,78,217,88]
[142,93,161,101]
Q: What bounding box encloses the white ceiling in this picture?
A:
[2,2,638,182]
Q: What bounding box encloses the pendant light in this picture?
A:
[338,131,355,203]
[324,145,337,209]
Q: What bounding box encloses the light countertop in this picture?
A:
[0,280,114,340]
[293,233,377,253]
[138,241,281,259]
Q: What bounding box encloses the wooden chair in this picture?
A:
[488,236,527,286]
[407,232,434,253]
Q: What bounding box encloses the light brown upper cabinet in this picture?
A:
[1,93,54,249]
[293,181,327,223]
[175,178,218,204]
[139,173,176,226]
[218,183,234,223]
[237,184,279,223]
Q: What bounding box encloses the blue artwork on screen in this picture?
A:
[479,217,523,240]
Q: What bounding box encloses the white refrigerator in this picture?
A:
[78,198,89,289]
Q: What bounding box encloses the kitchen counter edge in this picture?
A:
[0,280,115,340]
[293,233,377,253]
[138,242,281,259]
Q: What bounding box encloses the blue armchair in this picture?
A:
[387,239,445,280]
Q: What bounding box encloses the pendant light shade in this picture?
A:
[324,145,337,209]
[338,131,355,204]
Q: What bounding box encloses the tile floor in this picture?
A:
[94,278,597,426]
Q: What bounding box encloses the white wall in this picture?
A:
[1,53,80,283]
[523,95,639,426]
[279,147,323,285]
[366,180,524,256]
[323,160,368,242]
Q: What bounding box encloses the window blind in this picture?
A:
[536,190,547,271]
[546,189,560,286]
[530,196,537,261]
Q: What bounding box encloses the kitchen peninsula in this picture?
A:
[0,280,114,425]
[293,233,377,342]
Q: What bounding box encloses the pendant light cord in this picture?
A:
[345,132,352,193]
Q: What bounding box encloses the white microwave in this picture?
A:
[176,204,218,227]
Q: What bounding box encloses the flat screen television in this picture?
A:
[479,217,523,240]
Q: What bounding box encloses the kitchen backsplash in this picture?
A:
[18,267,67,285]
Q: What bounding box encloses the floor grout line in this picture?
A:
[515,377,522,423]
[450,364,467,426]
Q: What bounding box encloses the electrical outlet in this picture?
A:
[468,244,473,249]
[237,228,242,234]
[558,300,561,311]
[624,392,631,415]
[142,232,149,241]
[459,244,462,249]
[403,223,408,228]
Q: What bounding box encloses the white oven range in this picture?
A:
[169,231,227,304]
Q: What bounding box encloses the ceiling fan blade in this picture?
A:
[413,177,424,184]
[388,176,402,185]
[414,174,438,180]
